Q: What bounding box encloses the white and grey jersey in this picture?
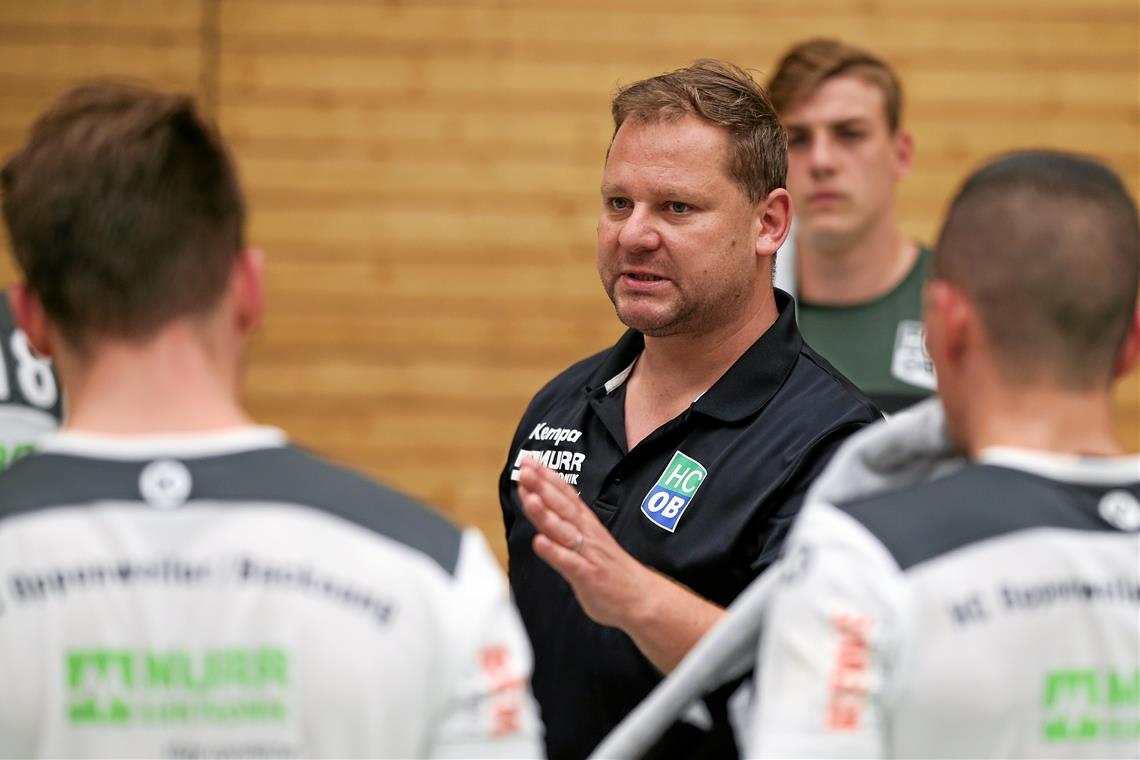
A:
[0,427,543,759]
[750,448,1140,758]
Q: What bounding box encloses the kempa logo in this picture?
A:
[528,423,582,446]
[66,647,290,725]
[641,451,707,533]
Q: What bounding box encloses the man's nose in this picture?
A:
[808,134,836,177]
[616,205,661,252]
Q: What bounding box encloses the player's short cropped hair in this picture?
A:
[766,39,904,132]
[610,59,786,203]
[1,81,245,353]
[935,150,1140,389]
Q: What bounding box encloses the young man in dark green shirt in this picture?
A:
[768,39,936,412]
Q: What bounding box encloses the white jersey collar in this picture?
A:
[36,426,287,460]
[979,446,1140,485]
[603,358,638,395]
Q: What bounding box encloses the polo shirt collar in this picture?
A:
[584,289,803,422]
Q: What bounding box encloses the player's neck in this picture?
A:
[797,213,916,305]
[624,292,778,448]
[965,384,1125,459]
[57,322,251,435]
[642,292,776,393]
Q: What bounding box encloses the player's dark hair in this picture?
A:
[1,81,245,354]
[935,150,1139,389]
[610,59,786,203]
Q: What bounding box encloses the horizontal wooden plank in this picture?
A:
[0,40,202,86]
[904,68,1138,109]
[240,409,519,449]
[219,3,1137,57]
[0,23,198,48]
[253,291,613,333]
[237,160,603,215]
[256,435,518,475]
[247,206,594,248]
[0,0,201,30]
[248,332,619,370]
[215,83,1139,128]
[252,309,622,356]
[221,0,1136,25]
[218,54,632,103]
[216,36,1135,77]
[245,393,536,428]
[218,48,1137,107]
[220,96,1137,150]
[261,269,602,312]
[244,358,567,404]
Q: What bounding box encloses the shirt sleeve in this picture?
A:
[747,502,905,758]
[751,421,876,575]
[428,529,545,759]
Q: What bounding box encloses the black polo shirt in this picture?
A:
[499,290,880,760]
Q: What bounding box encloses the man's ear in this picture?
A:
[233,248,265,335]
[923,279,973,376]
[755,188,792,260]
[7,284,53,358]
[1112,309,1140,380]
[893,128,915,181]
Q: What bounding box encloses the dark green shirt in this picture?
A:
[798,246,936,413]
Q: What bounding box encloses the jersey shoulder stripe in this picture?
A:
[0,445,462,575]
[836,464,1139,571]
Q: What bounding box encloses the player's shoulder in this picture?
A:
[754,342,881,467]
[0,442,465,576]
[833,463,1136,571]
[243,445,466,575]
[793,342,881,422]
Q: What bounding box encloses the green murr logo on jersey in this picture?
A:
[1042,668,1139,743]
[66,647,290,725]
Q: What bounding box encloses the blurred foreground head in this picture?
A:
[931,150,1139,388]
[1,82,249,359]
[926,150,1140,449]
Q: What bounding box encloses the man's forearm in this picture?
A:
[620,569,726,674]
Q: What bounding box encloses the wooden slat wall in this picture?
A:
[1,0,1137,563]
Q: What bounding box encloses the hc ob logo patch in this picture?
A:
[641,451,707,533]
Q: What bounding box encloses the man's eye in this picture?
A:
[787,133,809,148]
[838,130,865,142]
[608,197,631,211]
[668,202,691,214]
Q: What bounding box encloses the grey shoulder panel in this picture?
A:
[839,465,1139,571]
[0,447,463,576]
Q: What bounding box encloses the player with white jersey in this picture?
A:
[0,291,62,467]
[0,82,542,758]
[750,151,1140,757]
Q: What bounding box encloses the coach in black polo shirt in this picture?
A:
[499,60,879,760]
